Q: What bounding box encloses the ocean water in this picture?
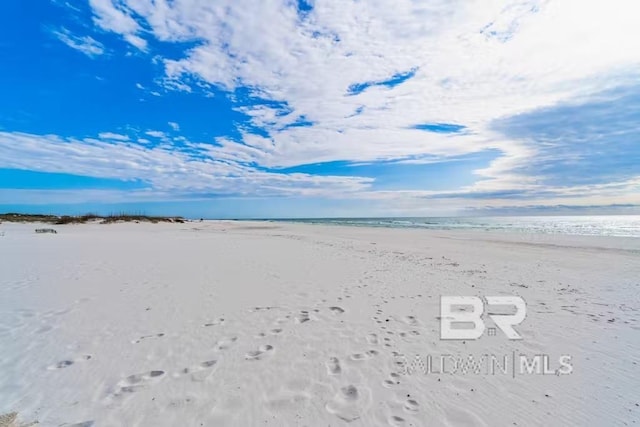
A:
[275,216,640,238]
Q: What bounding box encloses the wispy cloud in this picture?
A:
[98,132,129,141]
[52,27,105,57]
[88,0,147,50]
[0,131,373,198]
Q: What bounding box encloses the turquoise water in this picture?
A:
[273,216,640,238]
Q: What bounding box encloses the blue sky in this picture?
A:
[0,0,639,218]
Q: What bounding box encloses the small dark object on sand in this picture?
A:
[35,228,57,234]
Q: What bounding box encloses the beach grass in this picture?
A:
[0,212,185,224]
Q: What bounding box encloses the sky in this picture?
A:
[1,0,639,218]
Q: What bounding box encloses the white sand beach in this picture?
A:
[1,221,639,426]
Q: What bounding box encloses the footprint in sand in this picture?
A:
[48,355,92,370]
[402,316,418,326]
[179,360,218,382]
[366,333,379,344]
[403,399,420,413]
[325,385,368,422]
[294,311,311,323]
[349,350,379,361]
[382,373,401,388]
[132,333,164,344]
[245,344,274,360]
[326,357,342,375]
[274,315,291,324]
[203,318,225,327]
[329,306,345,315]
[111,370,165,397]
[397,331,421,342]
[388,415,407,426]
[214,336,238,351]
[249,306,277,313]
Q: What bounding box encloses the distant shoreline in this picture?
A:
[2,213,639,237]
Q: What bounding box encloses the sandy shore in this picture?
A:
[1,220,639,426]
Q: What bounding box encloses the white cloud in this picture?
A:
[86,0,640,169]
[124,33,148,50]
[168,121,180,131]
[145,130,166,138]
[98,132,129,141]
[2,128,638,212]
[0,131,373,197]
[52,28,105,57]
[89,0,147,50]
[0,188,161,205]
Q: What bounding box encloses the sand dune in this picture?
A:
[0,221,638,426]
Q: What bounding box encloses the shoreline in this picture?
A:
[3,218,639,252]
